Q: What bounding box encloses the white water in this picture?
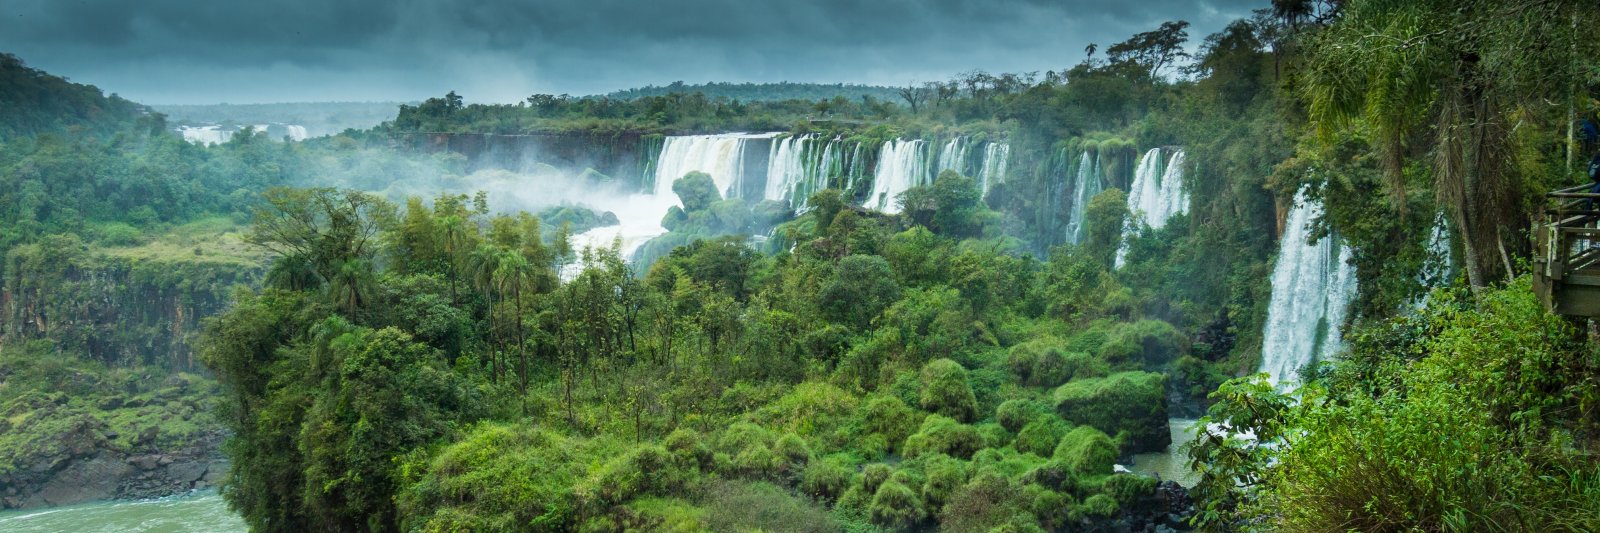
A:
[178,123,308,145]
[978,142,1009,193]
[868,139,931,213]
[1260,188,1358,386]
[1064,151,1102,244]
[936,137,970,176]
[652,133,778,200]
[1115,149,1189,268]
[560,192,674,281]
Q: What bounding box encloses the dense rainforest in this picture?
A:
[2,0,1599,531]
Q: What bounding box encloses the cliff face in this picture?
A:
[0,230,262,510]
[1,234,263,370]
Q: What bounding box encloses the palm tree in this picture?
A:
[264,253,323,292]
[327,258,374,316]
[439,215,471,304]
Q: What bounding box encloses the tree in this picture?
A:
[1302,0,1600,287]
[898,83,929,114]
[1106,20,1192,80]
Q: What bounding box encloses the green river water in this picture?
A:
[0,491,243,533]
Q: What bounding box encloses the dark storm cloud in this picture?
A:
[0,0,1262,104]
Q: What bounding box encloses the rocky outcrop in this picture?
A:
[1,427,226,510]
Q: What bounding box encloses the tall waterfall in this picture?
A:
[654,134,776,199]
[936,137,971,176]
[1260,188,1357,386]
[763,134,867,209]
[1065,151,1103,244]
[978,143,1009,193]
[869,139,931,213]
[1115,149,1189,268]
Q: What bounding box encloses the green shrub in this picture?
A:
[1052,371,1169,453]
[1101,474,1157,508]
[664,428,712,472]
[1006,337,1095,387]
[799,456,853,501]
[861,395,919,452]
[919,358,978,422]
[1013,416,1070,457]
[772,433,812,473]
[995,399,1047,433]
[902,415,984,459]
[1080,493,1119,518]
[920,454,968,510]
[717,422,774,455]
[587,444,688,509]
[862,463,893,494]
[702,480,839,533]
[1026,485,1072,530]
[939,472,1031,532]
[732,443,778,479]
[752,382,859,439]
[397,424,585,531]
[868,480,925,530]
[1053,426,1117,476]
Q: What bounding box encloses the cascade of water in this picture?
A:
[868,139,931,213]
[978,142,1010,193]
[284,125,309,141]
[1115,149,1190,268]
[1065,151,1103,244]
[1260,188,1358,386]
[1412,212,1455,308]
[764,134,812,204]
[1421,212,1453,285]
[654,133,777,200]
[936,137,970,176]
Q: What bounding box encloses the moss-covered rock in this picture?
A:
[1052,371,1169,453]
[1052,426,1118,476]
[1097,319,1189,370]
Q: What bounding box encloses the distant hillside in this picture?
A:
[152,101,409,137]
[605,81,903,103]
[0,53,150,139]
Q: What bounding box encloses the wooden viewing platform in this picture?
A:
[1533,183,1600,317]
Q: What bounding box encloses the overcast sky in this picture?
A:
[1,0,1261,105]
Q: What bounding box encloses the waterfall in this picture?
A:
[1064,151,1103,244]
[936,137,971,177]
[653,133,777,200]
[1115,149,1189,268]
[1413,213,1454,307]
[978,142,1009,193]
[869,139,931,213]
[763,135,867,210]
[285,125,309,141]
[1260,188,1358,386]
[765,134,814,205]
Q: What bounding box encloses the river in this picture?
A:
[0,491,243,533]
